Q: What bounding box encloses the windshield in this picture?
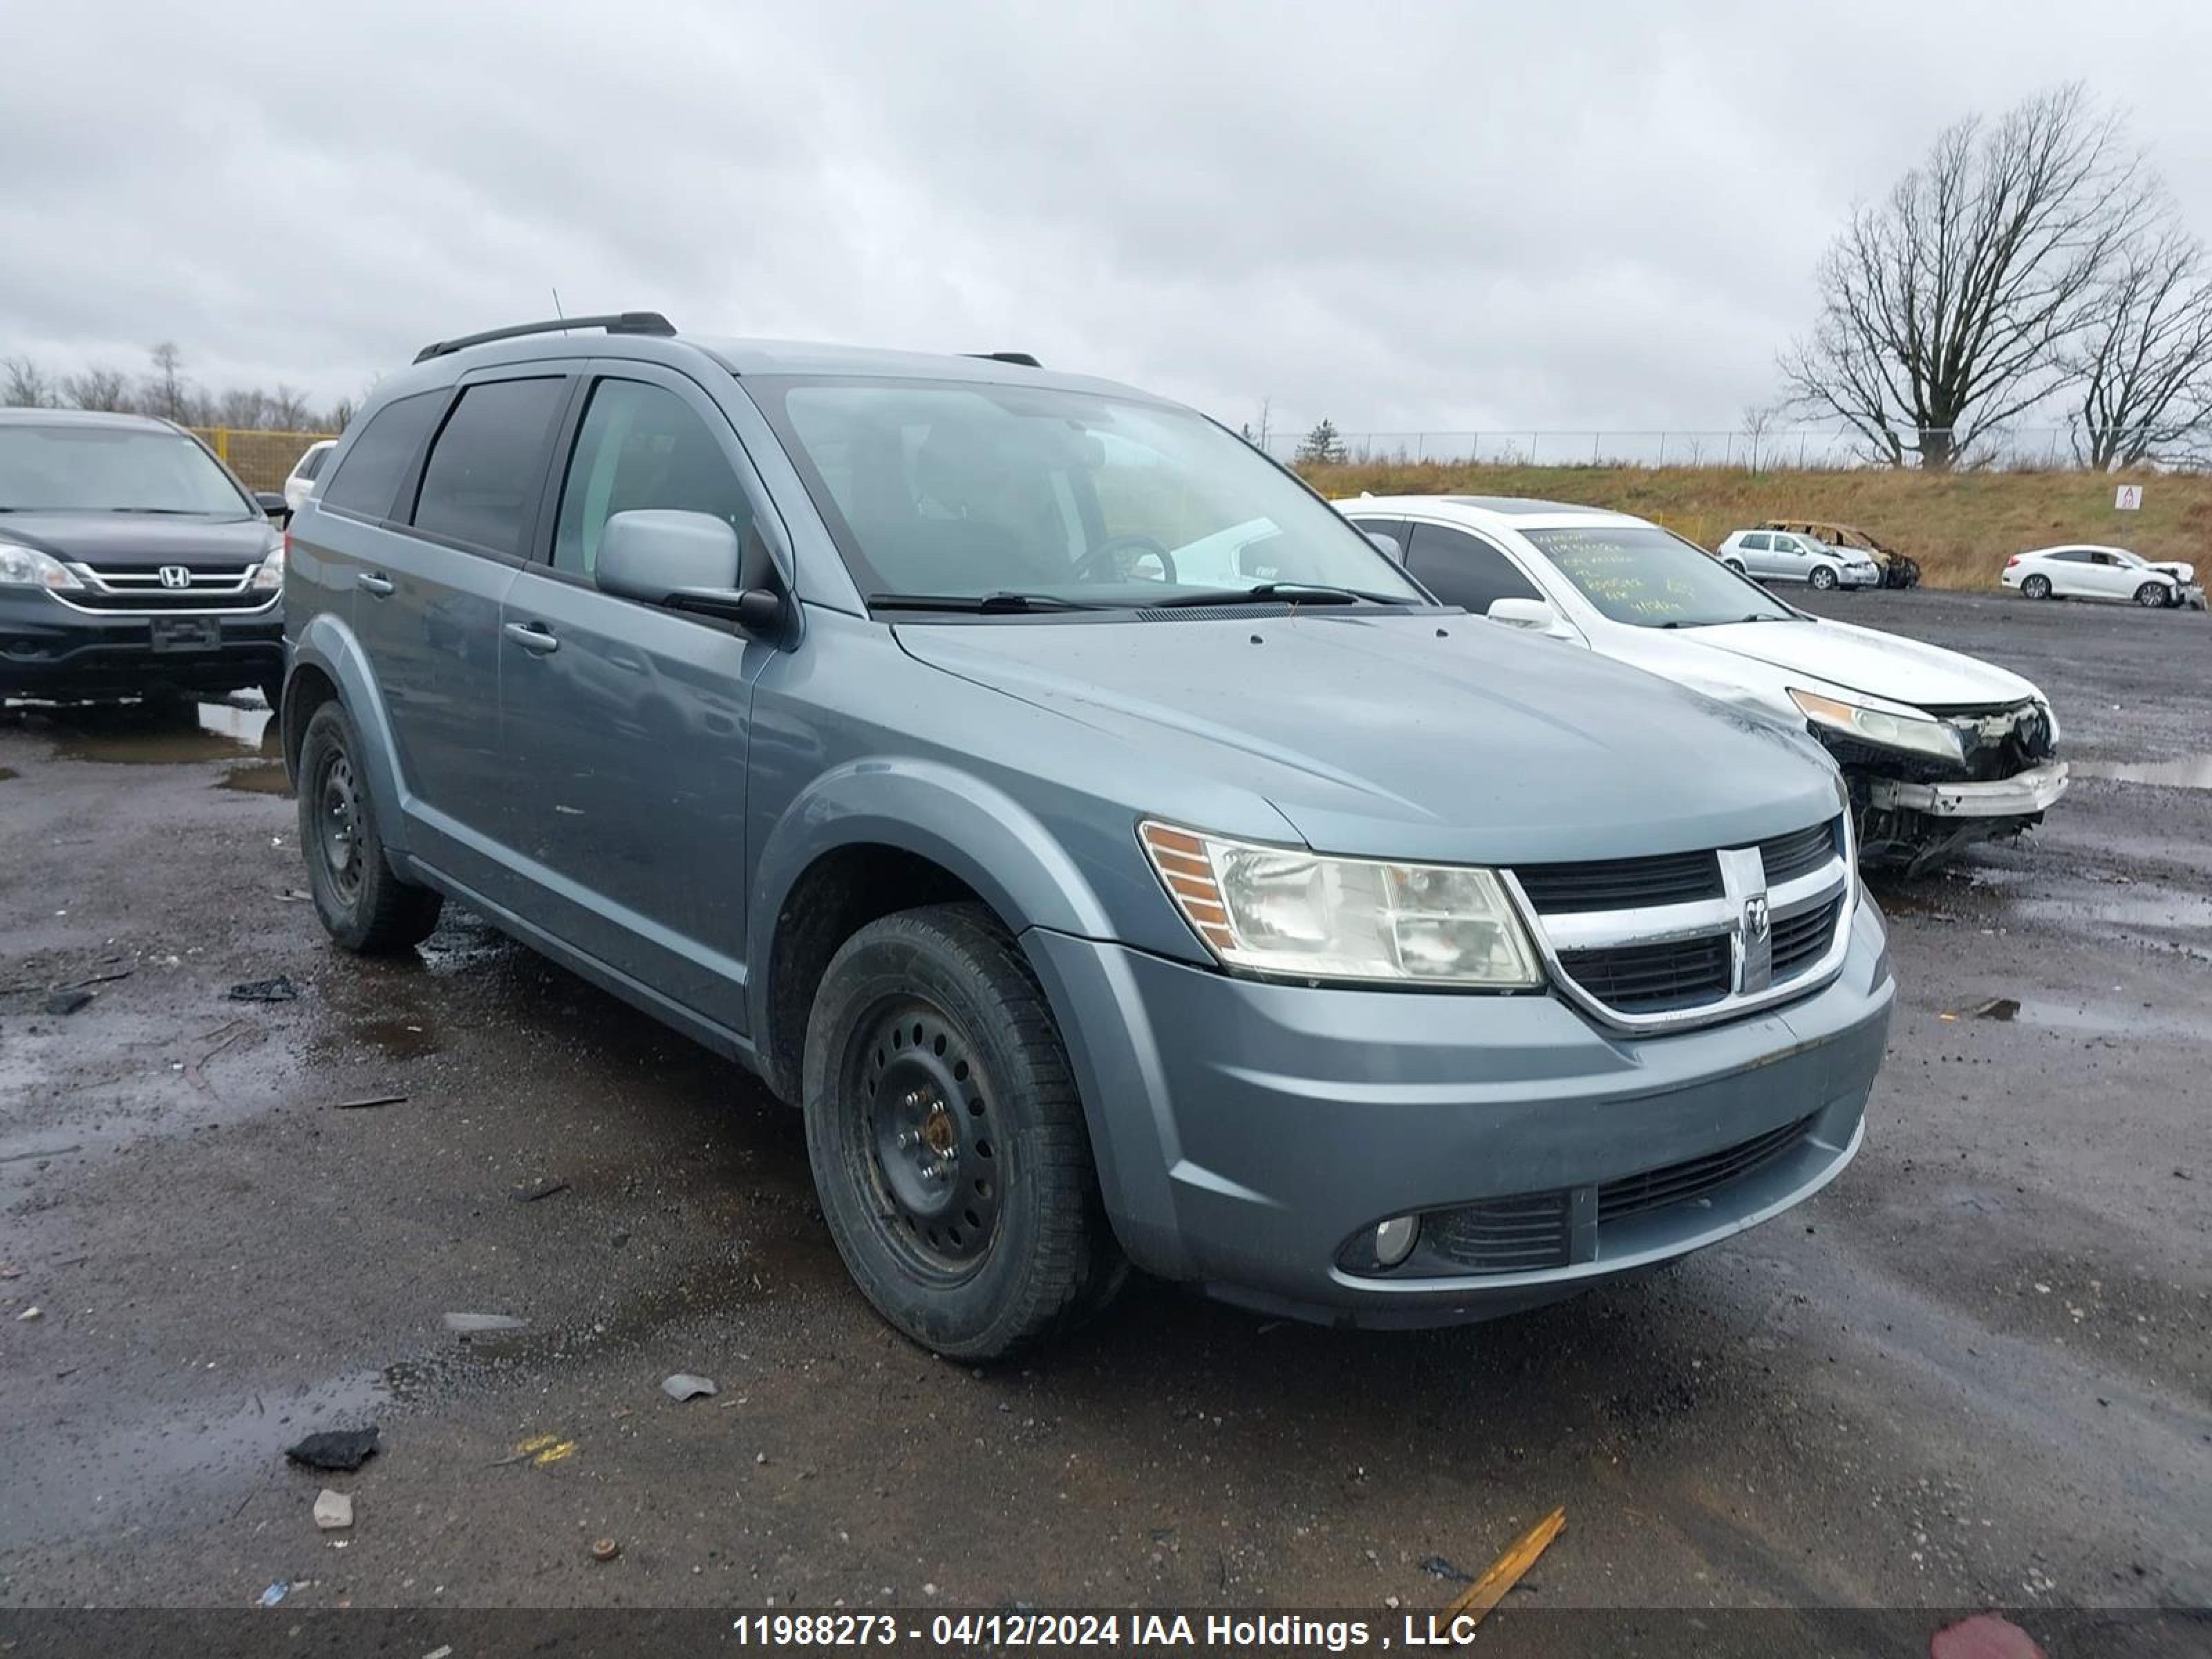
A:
[1521,524,1797,628]
[751,377,1427,609]
[0,425,252,515]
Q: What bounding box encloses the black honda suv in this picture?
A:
[0,408,290,706]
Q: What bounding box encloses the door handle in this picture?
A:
[357,572,394,597]
[503,621,560,655]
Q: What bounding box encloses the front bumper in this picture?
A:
[0,587,282,698]
[2176,584,2206,610]
[1024,897,1893,1327]
[1869,760,2070,818]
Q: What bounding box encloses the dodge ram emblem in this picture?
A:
[1739,894,1772,993]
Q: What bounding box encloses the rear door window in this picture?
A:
[411,377,568,556]
[1405,523,1543,612]
[319,392,443,519]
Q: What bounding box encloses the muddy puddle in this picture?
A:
[35,699,277,765]
[216,759,292,795]
[2073,754,2212,790]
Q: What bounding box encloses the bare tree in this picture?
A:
[2063,223,2212,468]
[216,386,270,429]
[266,384,315,431]
[1740,400,1783,471]
[1782,84,2150,468]
[62,366,133,412]
[3,356,57,407]
[144,341,189,422]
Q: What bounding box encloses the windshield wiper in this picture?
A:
[866,591,1112,615]
[1145,581,1409,609]
[106,507,208,516]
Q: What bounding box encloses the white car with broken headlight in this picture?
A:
[1339,495,2068,874]
[2000,544,2203,609]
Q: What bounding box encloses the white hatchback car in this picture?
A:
[1340,495,2068,873]
[2001,544,2203,610]
[280,438,337,515]
[1715,527,1883,590]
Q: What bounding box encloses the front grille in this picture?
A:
[1557,933,1732,1013]
[59,562,271,613]
[1512,814,1848,1027]
[1756,821,1837,885]
[1513,849,1721,913]
[1425,1190,1572,1273]
[1770,897,1842,981]
[1596,1114,1817,1224]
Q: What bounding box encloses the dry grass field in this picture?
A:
[1300,460,2212,590]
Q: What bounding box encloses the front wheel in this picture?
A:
[297,702,443,953]
[2136,581,2172,608]
[1809,564,1840,591]
[803,903,1123,1361]
[2021,574,2052,600]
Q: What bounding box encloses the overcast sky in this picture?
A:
[8,1,2212,439]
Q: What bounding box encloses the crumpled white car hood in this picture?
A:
[1659,615,2041,709]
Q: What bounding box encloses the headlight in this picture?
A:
[0,543,85,591]
[1788,686,1964,765]
[1138,821,1541,988]
[249,537,286,591]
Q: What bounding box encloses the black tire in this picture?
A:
[2021,574,2052,600]
[297,701,442,953]
[1809,564,1840,591]
[259,675,285,715]
[2135,581,2170,608]
[1724,560,1747,575]
[803,903,1123,1361]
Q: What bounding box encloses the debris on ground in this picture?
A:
[591,1537,621,1562]
[1971,997,2022,1021]
[443,1311,527,1334]
[285,1427,379,1472]
[227,975,299,1003]
[489,1433,578,1468]
[662,1373,718,1402]
[332,1093,408,1111]
[41,988,94,1017]
[312,1488,354,1530]
[1420,1555,1474,1584]
[16,1306,42,1322]
[256,1582,290,1607]
[0,1143,83,1166]
[510,1176,570,1203]
[1930,1613,2047,1659]
[278,889,313,903]
[0,1263,18,1280]
[1438,1506,1564,1640]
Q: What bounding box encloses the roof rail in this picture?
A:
[413,312,677,364]
[964,351,1042,368]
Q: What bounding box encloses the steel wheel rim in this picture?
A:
[847,997,1002,1282]
[319,751,364,903]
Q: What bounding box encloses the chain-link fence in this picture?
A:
[1257,427,2191,471]
[190,427,335,491]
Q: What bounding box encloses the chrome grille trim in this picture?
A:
[50,559,276,616]
[1505,805,1856,1035]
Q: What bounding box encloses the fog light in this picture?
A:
[1373,1214,1418,1268]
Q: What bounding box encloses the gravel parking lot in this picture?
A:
[1,590,2206,1633]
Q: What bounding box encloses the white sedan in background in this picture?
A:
[2001,544,2203,609]
[1339,494,2068,874]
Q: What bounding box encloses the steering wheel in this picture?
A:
[1073,533,1178,585]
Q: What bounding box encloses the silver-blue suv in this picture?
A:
[278,314,1894,1359]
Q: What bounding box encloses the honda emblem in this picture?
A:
[158,565,191,589]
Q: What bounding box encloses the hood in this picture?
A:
[0,511,278,569]
[897,611,1843,865]
[2148,561,2195,583]
[1673,614,2040,709]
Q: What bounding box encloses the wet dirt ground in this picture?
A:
[0,590,2206,1631]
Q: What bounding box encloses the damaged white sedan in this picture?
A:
[1340,495,2068,874]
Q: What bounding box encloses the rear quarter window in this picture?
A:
[320,393,444,519]
[410,378,567,556]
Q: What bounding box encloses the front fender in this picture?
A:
[290,610,412,865]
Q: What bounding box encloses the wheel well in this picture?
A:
[762,845,998,1103]
[281,664,339,778]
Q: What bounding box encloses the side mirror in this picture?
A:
[1362,532,1401,558]
[596,509,785,639]
[255,491,291,525]
[1487,597,1568,635]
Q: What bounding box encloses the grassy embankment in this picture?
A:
[1297,461,2212,591]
